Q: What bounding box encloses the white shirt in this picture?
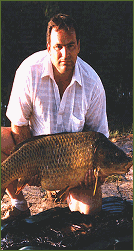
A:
[6,50,109,137]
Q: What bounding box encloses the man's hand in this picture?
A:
[79,169,95,189]
[79,168,106,189]
[11,124,32,145]
[10,125,41,187]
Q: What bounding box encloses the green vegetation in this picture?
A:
[108,119,133,138]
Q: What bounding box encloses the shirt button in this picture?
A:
[57,114,62,124]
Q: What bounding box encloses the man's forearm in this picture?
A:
[10,123,40,187]
[11,123,32,145]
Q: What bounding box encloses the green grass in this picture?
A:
[108,122,133,138]
[105,175,124,183]
[106,121,133,183]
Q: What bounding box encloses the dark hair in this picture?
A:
[47,13,80,45]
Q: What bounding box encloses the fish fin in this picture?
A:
[55,186,70,203]
[15,185,26,195]
[15,178,28,195]
[93,167,100,196]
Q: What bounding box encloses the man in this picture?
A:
[1,13,109,220]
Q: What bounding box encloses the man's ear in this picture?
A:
[78,39,80,54]
[47,42,50,54]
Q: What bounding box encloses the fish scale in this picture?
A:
[1,131,132,199]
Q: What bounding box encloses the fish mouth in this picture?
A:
[125,161,133,173]
[101,160,133,177]
[118,160,133,175]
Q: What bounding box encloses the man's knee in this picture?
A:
[67,186,102,215]
[1,127,14,161]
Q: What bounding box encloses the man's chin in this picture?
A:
[58,65,73,74]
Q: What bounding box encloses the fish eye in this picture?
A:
[115,153,119,157]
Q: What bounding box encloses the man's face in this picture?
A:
[47,28,80,75]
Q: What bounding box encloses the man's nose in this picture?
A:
[61,46,69,58]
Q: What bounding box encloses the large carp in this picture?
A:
[1,131,132,198]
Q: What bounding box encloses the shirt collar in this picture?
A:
[41,52,82,86]
[71,58,82,86]
[41,51,54,80]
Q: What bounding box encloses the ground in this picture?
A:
[1,134,133,218]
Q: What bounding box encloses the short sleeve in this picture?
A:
[6,64,33,126]
[85,84,109,138]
